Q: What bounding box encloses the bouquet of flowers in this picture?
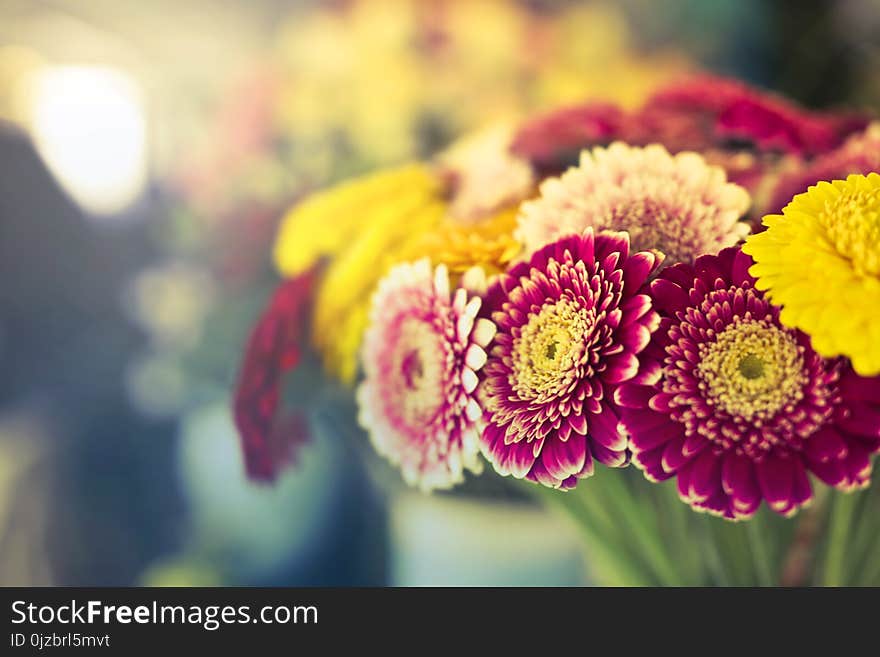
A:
[233,75,880,586]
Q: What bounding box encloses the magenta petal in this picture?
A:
[619,294,652,324]
[618,322,652,353]
[650,278,689,315]
[682,434,709,457]
[541,434,587,481]
[838,371,880,403]
[482,422,508,462]
[589,403,627,451]
[694,254,727,287]
[527,458,563,488]
[676,461,694,502]
[594,230,630,263]
[623,251,659,292]
[688,449,722,503]
[503,439,539,478]
[629,358,662,385]
[634,444,673,481]
[838,402,880,438]
[756,454,795,513]
[613,383,654,409]
[558,474,581,490]
[791,463,813,508]
[843,442,872,487]
[661,435,690,473]
[629,418,684,453]
[647,392,676,412]
[578,448,595,478]
[568,413,588,435]
[732,497,760,519]
[700,490,733,518]
[721,452,759,504]
[621,408,669,435]
[809,458,847,487]
[805,426,848,463]
[730,248,755,286]
[589,438,627,467]
[603,352,640,383]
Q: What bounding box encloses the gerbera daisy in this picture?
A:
[357,259,496,491]
[436,125,535,222]
[744,173,880,376]
[479,230,662,490]
[516,142,751,263]
[409,206,522,277]
[615,247,880,519]
[274,164,439,277]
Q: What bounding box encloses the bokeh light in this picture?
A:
[28,66,147,217]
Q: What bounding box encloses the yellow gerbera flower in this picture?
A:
[743,173,880,375]
[406,206,522,276]
[274,164,439,277]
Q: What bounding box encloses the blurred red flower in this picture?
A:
[232,269,318,481]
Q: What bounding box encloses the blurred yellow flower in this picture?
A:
[282,165,445,382]
[410,206,522,276]
[274,164,440,277]
[266,0,689,188]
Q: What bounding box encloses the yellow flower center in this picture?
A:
[696,318,805,421]
[821,184,880,276]
[511,298,593,401]
[392,318,446,425]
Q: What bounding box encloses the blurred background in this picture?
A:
[0,0,877,586]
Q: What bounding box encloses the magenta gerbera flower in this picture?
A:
[615,247,880,519]
[767,122,880,213]
[479,230,663,490]
[357,259,496,491]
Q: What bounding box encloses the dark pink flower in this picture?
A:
[232,269,317,481]
[637,75,868,156]
[510,102,624,174]
[767,122,880,213]
[616,247,880,519]
[479,230,663,489]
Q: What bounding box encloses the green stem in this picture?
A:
[710,520,756,586]
[859,532,880,585]
[656,483,703,584]
[698,521,731,586]
[598,472,682,586]
[529,484,654,586]
[846,483,880,584]
[822,492,858,586]
[746,517,774,586]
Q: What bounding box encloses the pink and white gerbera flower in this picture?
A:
[357,259,496,491]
